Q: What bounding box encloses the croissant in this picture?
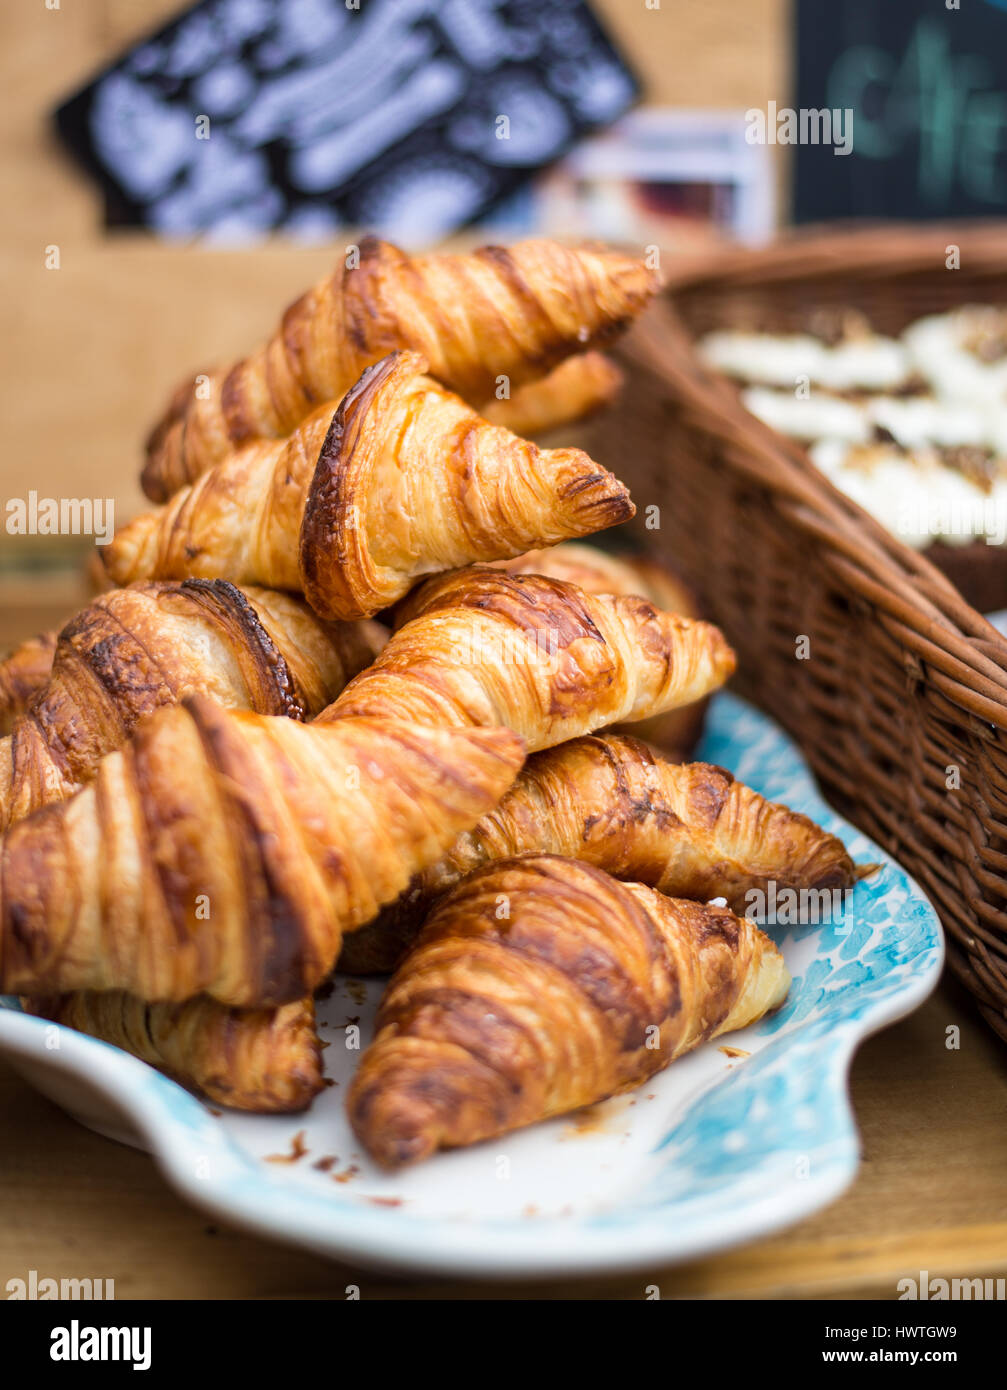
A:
[150,352,622,482]
[0,695,524,1005]
[348,856,790,1167]
[339,733,855,974]
[141,237,658,501]
[0,631,56,734]
[481,353,623,437]
[107,352,635,621]
[23,993,323,1113]
[490,542,696,619]
[0,579,385,829]
[487,541,708,758]
[323,567,734,750]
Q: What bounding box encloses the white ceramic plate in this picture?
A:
[0,692,943,1277]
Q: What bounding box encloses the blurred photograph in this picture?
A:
[1,0,1005,1348]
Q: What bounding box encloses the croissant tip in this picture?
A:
[348,1084,441,1169]
[371,1129,437,1170]
[589,242,664,298]
[554,459,635,532]
[139,454,170,505]
[95,545,119,583]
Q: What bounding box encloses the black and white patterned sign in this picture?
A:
[55,0,638,241]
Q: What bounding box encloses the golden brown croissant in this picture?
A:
[481,353,623,437]
[0,631,56,734]
[347,856,790,1167]
[0,579,385,829]
[107,352,635,621]
[23,993,323,1113]
[490,541,696,617]
[489,541,708,757]
[150,353,621,478]
[323,567,734,751]
[0,695,524,1006]
[142,237,658,501]
[340,733,855,974]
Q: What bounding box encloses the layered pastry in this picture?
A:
[700,309,913,395]
[0,235,858,1165]
[904,306,1007,406]
[699,305,1007,612]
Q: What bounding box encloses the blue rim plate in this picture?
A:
[0,692,943,1277]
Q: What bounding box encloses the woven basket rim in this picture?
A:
[662,220,1007,291]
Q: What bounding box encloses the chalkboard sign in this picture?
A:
[794,0,1007,222]
[54,0,638,242]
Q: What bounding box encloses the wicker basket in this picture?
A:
[583,224,1007,1042]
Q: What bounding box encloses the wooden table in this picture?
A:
[1,963,1005,1300]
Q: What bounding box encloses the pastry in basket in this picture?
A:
[0,580,385,829]
[700,309,912,395]
[808,436,1007,610]
[0,630,57,734]
[347,855,790,1168]
[743,373,998,454]
[738,386,871,445]
[105,351,635,620]
[481,353,623,437]
[324,566,735,751]
[699,303,1007,612]
[340,733,855,974]
[23,993,323,1114]
[142,237,658,501]
[489,541,709,758]
[700,308,930,448]
[903,305,1007,406]
[0,696,524,1006]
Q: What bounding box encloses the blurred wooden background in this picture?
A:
[0,0,787,587]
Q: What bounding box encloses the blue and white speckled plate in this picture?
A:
[0,693,942,1277]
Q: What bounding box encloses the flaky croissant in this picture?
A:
[0,695,524,1006]
[142,237,658,501]
[323,567,734,750]
[150,352,622,488]
[23,993,323,1113]
[481,353,623,437]
[0,631,56,734]
[339,733,855,974]
[0,579,385,829]
[488,541,708,758]
[490,542,697,618]
[348,856,789,1167]
[107,352,635,621]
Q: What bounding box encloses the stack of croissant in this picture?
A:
[0,238,856,1168]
